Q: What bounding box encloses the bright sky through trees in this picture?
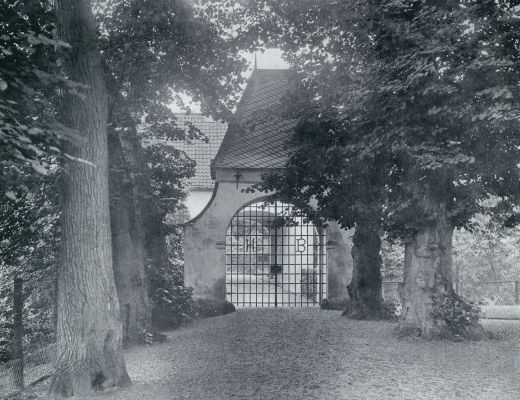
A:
[171,48,289,113]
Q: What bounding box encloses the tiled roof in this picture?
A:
[212,69,295,172]
[166,114,228,189]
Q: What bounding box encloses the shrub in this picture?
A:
[383,299,402,317]
[320,297,350,310]
[321,297,400,315]
[151,284,196,330]
[0,271,56,364]
[194,298,236,318]
[432,294,481,337]
[147,250,197,330]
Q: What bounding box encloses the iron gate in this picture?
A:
[225,200,327,307]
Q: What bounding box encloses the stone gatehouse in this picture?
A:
[184,68,352,307]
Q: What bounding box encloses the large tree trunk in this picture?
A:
[125,128,171,328]
[12,275,24,390]
[342,222,387,319]
[110,117,170,273]
[119,125,170,292]
[108,130,151,345]
[107,95,168,335]
[50,0,130,396]
[396,188,485,340]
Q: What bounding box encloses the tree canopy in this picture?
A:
[0,0,81,174]
[205,0,520,337]
[215,0,520,236]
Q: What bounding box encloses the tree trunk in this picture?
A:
[119,125,171,296]
[12,275,24,390]
[107,93,167,335]
[342,222,387,319]
[53,264,58,338]
[143,201,170,271]
[396,189,486,340]
[454,262,460,295]
[124,128,171,330]
[109,118,170,274]
[50,0,130,396]
[397,203,454,338]
[108,130,151,345]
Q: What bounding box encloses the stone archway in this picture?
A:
[184,179,351,303]
[184,181,271,300]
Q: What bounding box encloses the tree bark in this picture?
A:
[12,275,24,390]
[342,222,386,319]
[108,130,151,345]
[397,201,454,338]
[53,264,58,338]
[396,187,485,339]
[106,94,167,336]
[124,127,171,329]
[109,116,170,274]
[50,0,130,396]
[119,125,170,295]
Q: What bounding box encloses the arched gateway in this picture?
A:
[184,69,352,307]
[226,200,327,307]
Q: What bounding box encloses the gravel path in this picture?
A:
[88,309,520,400]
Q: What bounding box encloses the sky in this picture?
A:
[171,48,289,113]
[252,48,290,70]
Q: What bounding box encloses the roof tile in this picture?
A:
[212,69,294,172]
[166,114,227,189]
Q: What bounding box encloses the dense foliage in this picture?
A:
[0,136,196,362]
[381,238,405,282]
[453,217,520,304]
[204,0,520,336]
[1,0,249,364]
[146,141,196,330]
[0,0,80,173]
[0,164,60,362]
[2,0,519,373]
[97,0,247,137]
[145,143,196,215]
[95,0,249,327]
[381,216,520,305]
[217,0,520,236]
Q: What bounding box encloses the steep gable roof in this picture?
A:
[212,69,295,173]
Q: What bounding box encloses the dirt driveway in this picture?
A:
[89,308,520,400]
